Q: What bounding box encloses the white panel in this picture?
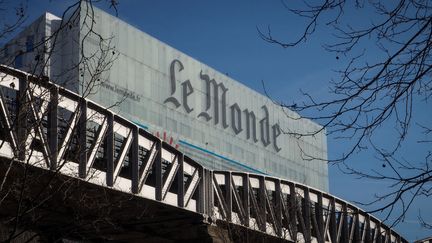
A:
[250,178,259,188]
[215,174,225,185]
[0,73,19,90]
[232,175,243,186]
[265,180,275,191]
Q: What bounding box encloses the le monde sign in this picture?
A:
[164,59,282,153]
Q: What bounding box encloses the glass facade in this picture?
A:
[1,5,329,191]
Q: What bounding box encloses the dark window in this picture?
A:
[26,35,34,52]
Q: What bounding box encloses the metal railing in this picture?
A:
[0,65,408,243]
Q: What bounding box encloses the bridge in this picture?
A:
[0,65,408,242]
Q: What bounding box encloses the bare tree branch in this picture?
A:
[261,0,432,230]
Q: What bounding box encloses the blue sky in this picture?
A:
[5,0,431,241]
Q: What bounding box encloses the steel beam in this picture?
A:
[177,153,184,207]
[48,86,58,170]
[78,98,87,178]
[131,126,139,193]
[243,174,250,227]
[17,77,28,161]
[105,112,114,186]
[155,141,162,201]
[225,172,232,221]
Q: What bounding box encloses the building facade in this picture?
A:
[1,4,329,191]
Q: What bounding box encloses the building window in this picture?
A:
[26,35,34,52]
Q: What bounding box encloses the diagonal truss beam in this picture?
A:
[85,117,108,175]
[162,154,179,200]
[184,167,200,207]
[0,91,17,151]
[24,89,51,167]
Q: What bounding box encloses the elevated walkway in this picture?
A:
[0,65,408,242]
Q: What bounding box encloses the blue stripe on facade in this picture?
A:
[178,140,267,175]
[134,121,149,130]
[133,121,265,175]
